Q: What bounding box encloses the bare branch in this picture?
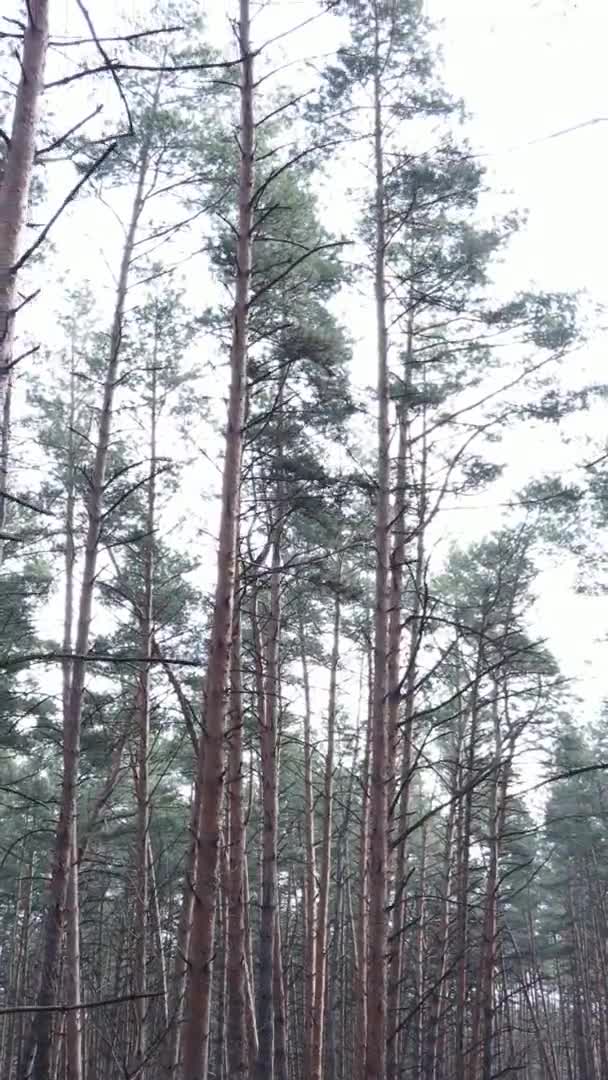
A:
[75,0,134,135]
[0,651,201,671]
[46,57,244,90]
[36,104,103,158]
[12,143,117,274]
[0,991,165,1016]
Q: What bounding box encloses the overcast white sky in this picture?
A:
[427,0,608,711]
[14,0,608,716]
[228,0,608,712]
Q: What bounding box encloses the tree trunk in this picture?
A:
[299,619,317,1080]
[355,640,372,1080]
[254,533,281,1080]
[64,826,81,1080]
[367,5,391,1074]
[15,855,34,1080]
[133,353,157,1079]
[386,298,414,805]
[0,1,49,528]
[214,856,228,1080]
[164,778,201,1078]
[478,706,509,1080]
[311,584,341,1080]
[387,450,424,1080]
[413,826,428,1079]
[148,836,169,1031]
[454,641,484,1080]
[62,359,82,1080]
[386,381,408,1069]
[0,378,11,544]
[27,97,159,1080]
[243,859,259,1076]
[4,853,32,1080]
[180,3,254,1073]
[273,917,289,1080]
[428,789,458,1080]
[226,587,248,1080]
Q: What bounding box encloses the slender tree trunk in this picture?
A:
[0,1,49,527]
[299,620,316,1080]
[273,917,289,1080]
[133,356,157,1079]
[454,640,485,1080]
[62,360,82,1080]
[156,672,201,1076]
[15,856,33,1080]
[3,857,29,1080]
[338,663,364,1080]
[589,870,608,1080]
[147,836,169,1031]
[554,956,574,1080]
[385,363,409,1080]
[388,484,424,1080]
[164,779,201,1078]
[27,95,158,1080]
[510,929,558,1080]
[355,640,372,1080]
[215,858,228,1080]
[226,585,248,1080]
[413,827,428,1079]
[334,828,348,1080]
[428,760,458,1080]
[311,584,341,1080]
[367,5,391,1075]
[243,858,259,1076]
[478,711,509,1080]
[254,531,281,1080]
[180,5,254,1073]
[64,829,81,1080]
[0,378,11,546]
[244,959,259,1075]
[386,298,414,805]
[569,888,594,1080]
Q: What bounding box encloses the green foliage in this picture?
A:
[486,290,580,350]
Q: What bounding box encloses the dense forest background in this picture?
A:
[1,2,608,1079]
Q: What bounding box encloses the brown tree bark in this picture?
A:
[254,532,281,1080]
[28,86,159,1080]
[15,854,34,1080]
[3,851,32,1080]
[387,432,424,1080]
[180,2,254,1073]
[226,585,248,1080]
[476,706,510,1080]
[65,829,81,1080]
[243,859,260,1075]
[0,1,49,532]
[163,778,201,1078]
[62,356,81,1080]
[299,617,317,1080]
[147,836,169,1032]
[311,584,341,1080]
[413,825,428,1078]
[132,353,157,1079]
[386,299,414,804]
[355,639,372,1080]
[273,917,289,1080]
[367,3,391,1074]
[454,639,485,1080]
[509,927,558,1080]
[427,788,458,1080]
[215,853,229,1080]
